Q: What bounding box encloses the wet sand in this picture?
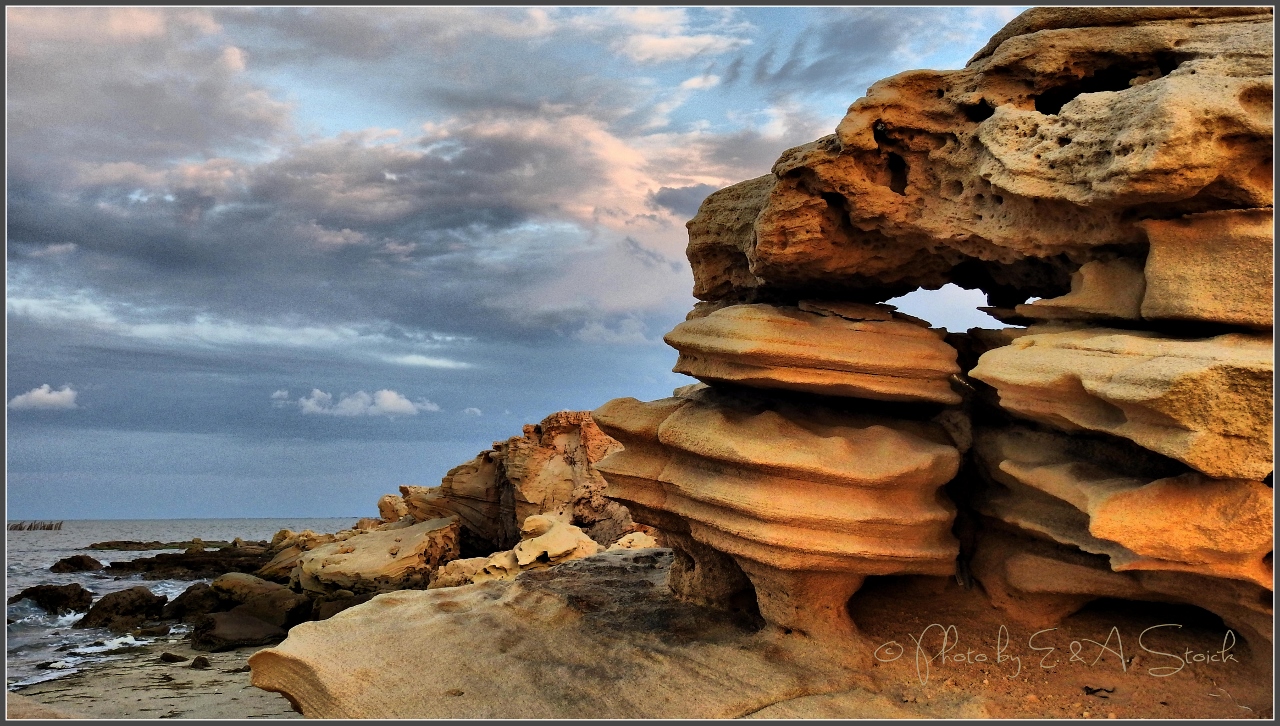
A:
[10,640,300,719]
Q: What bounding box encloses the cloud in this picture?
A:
[648,183,719,219]
[270,389,289,399]
[9,384,79,410]
[296,388,436,417]
[462,407,482,416]
[573,317,657,346]
[383,354,470,369]
[619,34,749,63]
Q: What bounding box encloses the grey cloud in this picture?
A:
[7,9,291,165]
[648,184,720,219]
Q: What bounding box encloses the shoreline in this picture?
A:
[9,640,299,719]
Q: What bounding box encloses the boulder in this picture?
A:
[161,582,227,622]
[1137,209,1273,328]
[429,517,602,588]
[428,557,488,589]
[969,328,1273,480]
[49,554,104,573]
[608,531,659,551]
[664,302,961,404]
[399,410,629,553]
[191,611,286,652]
[208,574,312,629]
[7,584,94,615]
[73,586,167,633]
[973,426,1273,587]
[377,494,409,522]
[296,517,461,595]
[593,385,960,641]
[251,549,988,719]
[686,8,1272,304]
[312,593,376,621]
[210,572,286,602]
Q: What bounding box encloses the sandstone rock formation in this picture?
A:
[973,426,1273,587]
[429,515,601,587]
[685,8,1273,307]
[969,327,1273,480]
[377,494,409,523]
[296,517,461,595]
[593,385,961,641]
[665,302,961,404]
[1137,208,1273,328]
[250,7,1274,716]
[398,411,634,552]
[249,549,988,719]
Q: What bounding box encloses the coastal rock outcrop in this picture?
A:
[7,584,94,615]
[972,426,1273,587]
[593,385,960,641]
[249,549,986,719]
[250,6,1274,716]
[397,410,633,553]
[295,517,461,595]
[74,587,167,633]
[49,555,103,573]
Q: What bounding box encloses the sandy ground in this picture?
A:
[10,573,1273,719]
[850,576,1274,720]
[10,640,300,719]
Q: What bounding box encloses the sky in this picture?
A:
[6,6,1024,519]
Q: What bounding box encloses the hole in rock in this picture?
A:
[886,152,909,195]
[960,99,996,122]
[885,283,1002,333]
[1034,59,1167,115]
[1074,598,1226,633]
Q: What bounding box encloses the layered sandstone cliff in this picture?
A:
[595,5,1273,650]
[250,7,1273,718]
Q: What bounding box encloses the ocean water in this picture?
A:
[6,518,354,691]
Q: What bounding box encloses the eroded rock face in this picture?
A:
[686,8,1273,306]
[973,426,1273,587]
[399,411,631,552]
[969,328,1273,480]
[296,517,461,595]
[969,527,1273,649]
[1137,208,1274,328]
[665,302,961,404]
[593,385,960,640]
[429,516,601,588]
[250,549,989,719]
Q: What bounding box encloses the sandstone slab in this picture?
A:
[974,426,1273,587]
[1137,208,1274,328]
[250,549,987,719]
[969,328,1273,480]
[665,302,961,404]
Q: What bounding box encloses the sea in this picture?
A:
[5,517,354,691]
